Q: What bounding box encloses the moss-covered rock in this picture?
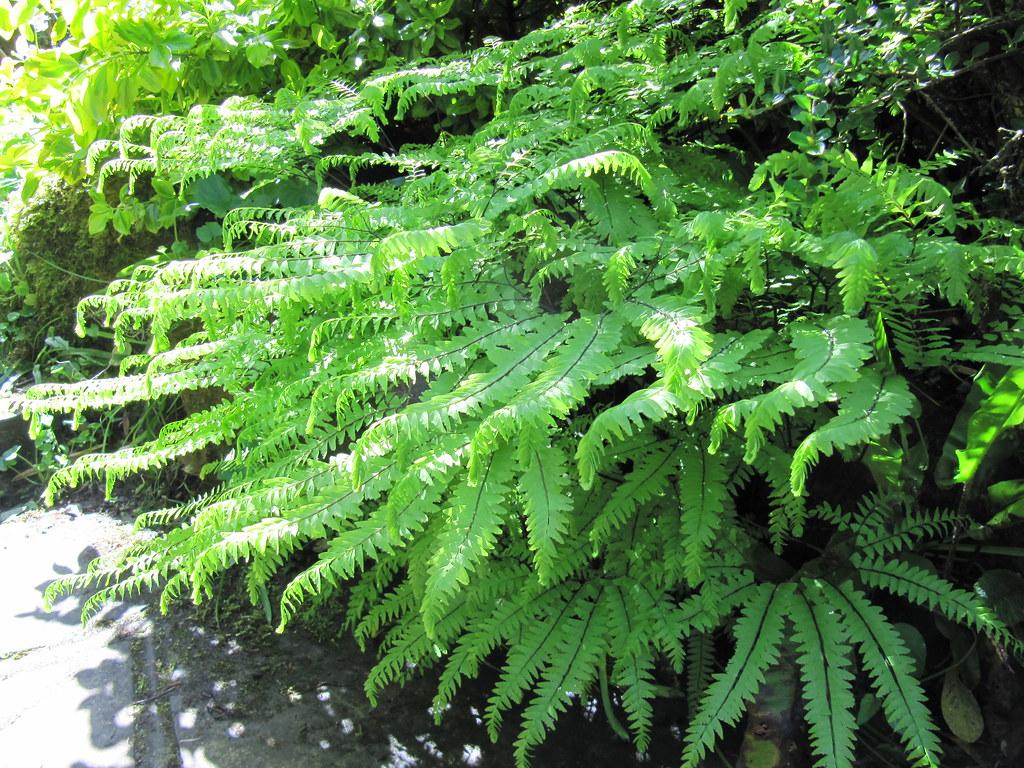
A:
[2,177,169,362]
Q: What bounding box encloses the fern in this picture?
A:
[513,590,610,765]
[423,447,516,633]
[790,371,915,495]
[823,581,942,767]
[790,585,857,768]
[681,583,791,768]
[854,556,1017,650]
[576,384,681,489]
[613,644,657,751]
[27,0,1024,765]
[678,443,730,585]
[517,430,573,584]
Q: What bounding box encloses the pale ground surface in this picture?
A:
[0,504,138,768]
[0,497,670,768]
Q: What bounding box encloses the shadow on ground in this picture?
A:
[2,502,683,768]
[134,607,685,768]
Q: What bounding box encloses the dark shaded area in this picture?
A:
[143,591,687,768]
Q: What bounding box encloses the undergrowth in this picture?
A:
[19,1,1024,765]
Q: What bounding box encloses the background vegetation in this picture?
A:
[2,0,1024,766]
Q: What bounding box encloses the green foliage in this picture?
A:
[20,0,1024,765]
[1,176,167,355]
[789,591,856,768]
[953,367,1024,485]
[0,0,487,189]
[0,0,564,200]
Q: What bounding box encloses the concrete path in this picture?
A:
[0,500,666,768]
[0,503,142,768]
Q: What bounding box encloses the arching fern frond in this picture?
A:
[823,580,941,768]
[681,583,791,768]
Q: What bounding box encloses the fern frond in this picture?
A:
[792,582,857,768]
[854,556,1018,650]
[514,590,610,766]
[855,499,961,557]
[576,384,682,490]
[830,235,879,314]
[423,447,516,633]
[612,647,657,752]
[517,432,573,584]
[685,632,715,716]
[678,444,729,586]
[710,316,873,463]
[622,297,713,394]
[590,443,677,544]
[485,583,589,739]
[681,583,792,768]
[823,580,941,768]
[790,371,915,495]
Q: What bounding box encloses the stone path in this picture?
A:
[0,504,140,768]
[0,500,670,768]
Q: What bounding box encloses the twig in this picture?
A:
[917,91,982,157]
[928,47,1024,85]
[12,449,94,482]
[31,255,110,284]
[133,681,181,706]
[939,13,1024,52]
[895,102,909,164]
[927,124,949,160]
[598,661,630,742]
[920,635,979,684]
[859,725,905,768]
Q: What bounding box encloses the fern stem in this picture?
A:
[31,254,111,284]
[918,634,979,684]
[858,725,905,768]
[926,543,1024,558]
[598,658,630,742]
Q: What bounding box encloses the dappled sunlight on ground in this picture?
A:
[1,500,680,767]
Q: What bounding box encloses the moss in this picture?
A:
[3,177,169,360]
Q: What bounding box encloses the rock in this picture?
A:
[0,407,27,450]
[2,176,171,365]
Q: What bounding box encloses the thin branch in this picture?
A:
[917,91,982,158]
